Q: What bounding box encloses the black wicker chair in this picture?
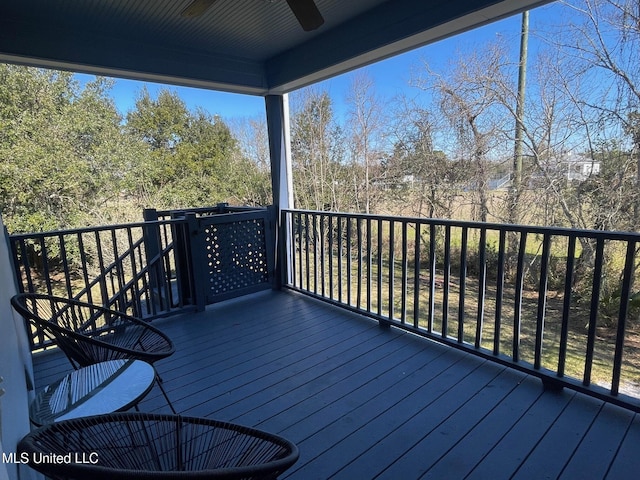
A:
[11,293,176,413]
[18,412,299,480]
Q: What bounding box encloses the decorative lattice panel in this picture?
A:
[203,218,269,299]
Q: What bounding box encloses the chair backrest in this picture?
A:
[18,412,300,479]
[11,293,105,366]
[11,293,174,368]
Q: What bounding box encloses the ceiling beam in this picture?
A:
[0,18,268,95]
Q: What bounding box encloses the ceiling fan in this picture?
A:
[181,0,324,32]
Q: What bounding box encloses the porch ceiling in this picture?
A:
[0,0,552,95]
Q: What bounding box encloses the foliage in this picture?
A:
[123,88,269,210]
[0,71,272,235]
[0,66,128,233]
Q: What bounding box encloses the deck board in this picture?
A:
[603,414,640,479]
[421,374,544,479]
[514,394,604,479]
[333,366,517,479]
[31,289,640,479]
[561,402,635,479]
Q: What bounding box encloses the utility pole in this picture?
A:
[510,10,529,226]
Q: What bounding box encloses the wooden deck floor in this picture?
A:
[33,290,640,479]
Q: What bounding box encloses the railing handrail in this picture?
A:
[107,243,176,313]
[8,218,186,240]
[282,208,640,241]
[154,204,268,220]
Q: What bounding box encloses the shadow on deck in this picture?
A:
[33,290,640,479]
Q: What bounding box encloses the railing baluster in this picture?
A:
[158,224,171,310]
[304,213,310,292]
[367,217,372,313]
[40,236,53,296]
[139,243,152,315]
[377,218,382,316]
[94,230,108,307]
[328,214,334,300]
[357,218,363,310]
[612,240,636,395]
[443,225,451,339]
[57,234,73,299]
[558,235,576,376]
[346,217,352,306]
[494,229,506,356]
[535,233,552,370]
[312,213,318,295]
[513,231,528,362]
[319,214,326,297]
[337,216,343,303]
[388,220,395,321]
[584,237,605,386]
[458,227,468,343]
[12,238,37,347]
[77,233,92,305]
[428,224,436,333]
[167,222,181,309]
[476,228,487,349]
[110,229,126,311]
[413,223,421,329]
[401,221,408,324]
[17,239,35,293]
[296,213,302,289]
[106,229,119,309]
[126,228,141,315]
[159,222,170,280]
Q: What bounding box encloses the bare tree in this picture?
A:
[386,94,464,219]
[499,1,640,235]
[556,0,640,230]
[229,116,272,205]
[344,71,387,213]
[412,42,513,222]
[290,87,347,211]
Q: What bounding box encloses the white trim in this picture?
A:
[0,216,35,480]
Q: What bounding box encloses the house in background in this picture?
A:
[560,152,601,182]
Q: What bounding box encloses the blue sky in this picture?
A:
[77,2,561,122]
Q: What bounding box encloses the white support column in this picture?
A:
[265,94,293,211]
[0,216,37,480]
[265,94,294,287]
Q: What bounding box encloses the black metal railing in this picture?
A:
[10,204,276,350]
[147,204,277,308]
[9,218,195,349]
[282,209,640,412]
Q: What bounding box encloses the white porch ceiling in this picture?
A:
[0,0,553,95]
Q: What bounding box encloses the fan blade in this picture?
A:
[181,0,217,18]
[286,0,324,31]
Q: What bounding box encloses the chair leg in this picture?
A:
[155,371,177,414]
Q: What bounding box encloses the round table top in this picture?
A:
[30,359,155,426]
